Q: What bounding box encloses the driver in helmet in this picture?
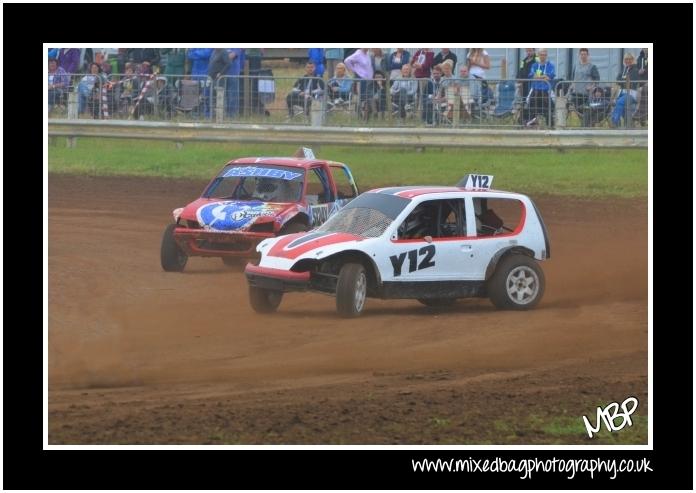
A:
[399,204,432,239]
[254,177,280,201]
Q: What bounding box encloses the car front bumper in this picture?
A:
[173,227,275,257]
[245,263,310,292]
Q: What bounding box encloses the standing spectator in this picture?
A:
[370,48,387,74]
[208,48,242,117]
[127,48,160,70]
[48,58,69,112]
[82,49,94,73]
[286,61,324,118]
[610,52,640,127]
[387,48,410,80]
[637,48,648,81]
[245,47,264,71]
[161,48,186,77]
[344,48,374,108]
[517,48,538,124]
[411,48,434,100]
[187,48,213,77]
[343,48,358,60]
[308,48,325,78]
[58,48,80,75]
[433,49,457,71]
[467,48,490,79]
[410,47,434,80]
[568,48,600,110]
[517,48,537,95]
[467,48,490,105]
[527,48,555,126]
[187,48,213,116]
[421,64,444,124]
[325,48,344,82]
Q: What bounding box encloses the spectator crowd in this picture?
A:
[47,47,649,127]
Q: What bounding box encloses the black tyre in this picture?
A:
[248,286,283,313]
[417,298,456,308]
[279,221,308,235]
[487,254,545,310]
[160,223,188,272]
[336,263,367,318]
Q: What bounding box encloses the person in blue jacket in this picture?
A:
[308,48,325,78]
[187,48,213,117]
[527,48,555,126]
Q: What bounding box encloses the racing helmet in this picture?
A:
[401,205,429,238]
[254,178,279,201]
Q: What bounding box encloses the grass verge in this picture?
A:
[48,138,647,198]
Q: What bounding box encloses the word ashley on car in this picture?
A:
[161,148,359,271]
[245,174,550,317]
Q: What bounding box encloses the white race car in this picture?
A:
[244,175,550,317]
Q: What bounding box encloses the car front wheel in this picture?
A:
[336,263,367,318]
[160,223,188,272]
[487,254,545,310]
[249,286,283,313]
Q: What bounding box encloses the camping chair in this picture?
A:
[631,83,648,127]
[175,79,201,117]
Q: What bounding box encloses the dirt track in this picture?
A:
[48,174,648,444]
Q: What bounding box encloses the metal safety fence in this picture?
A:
[47,72,648,130]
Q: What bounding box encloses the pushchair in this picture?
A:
[579,86,612,127]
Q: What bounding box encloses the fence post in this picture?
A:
[215,85,225,123]
[555,94,567,128]
[243,61,250,117]
[67,91,78,120]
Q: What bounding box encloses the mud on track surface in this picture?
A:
[48,174,648,444]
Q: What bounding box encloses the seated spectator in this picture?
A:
[455,65,475,121]
[327,62,354,104]
[77,62,107,115]
[286,61,325,118]
[390,64,417,118]
[113,63,141,115]
[611,52,640,127]
[48,57,70,112]
[582,86,611,127]
[365,70,387,120]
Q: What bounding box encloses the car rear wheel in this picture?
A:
[417,298,456,308]
[248,286,283,313]
[487,254,545,310]
[336,263,367,318]
[161,223,188,272]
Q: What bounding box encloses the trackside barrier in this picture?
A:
[48,119,647,148]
